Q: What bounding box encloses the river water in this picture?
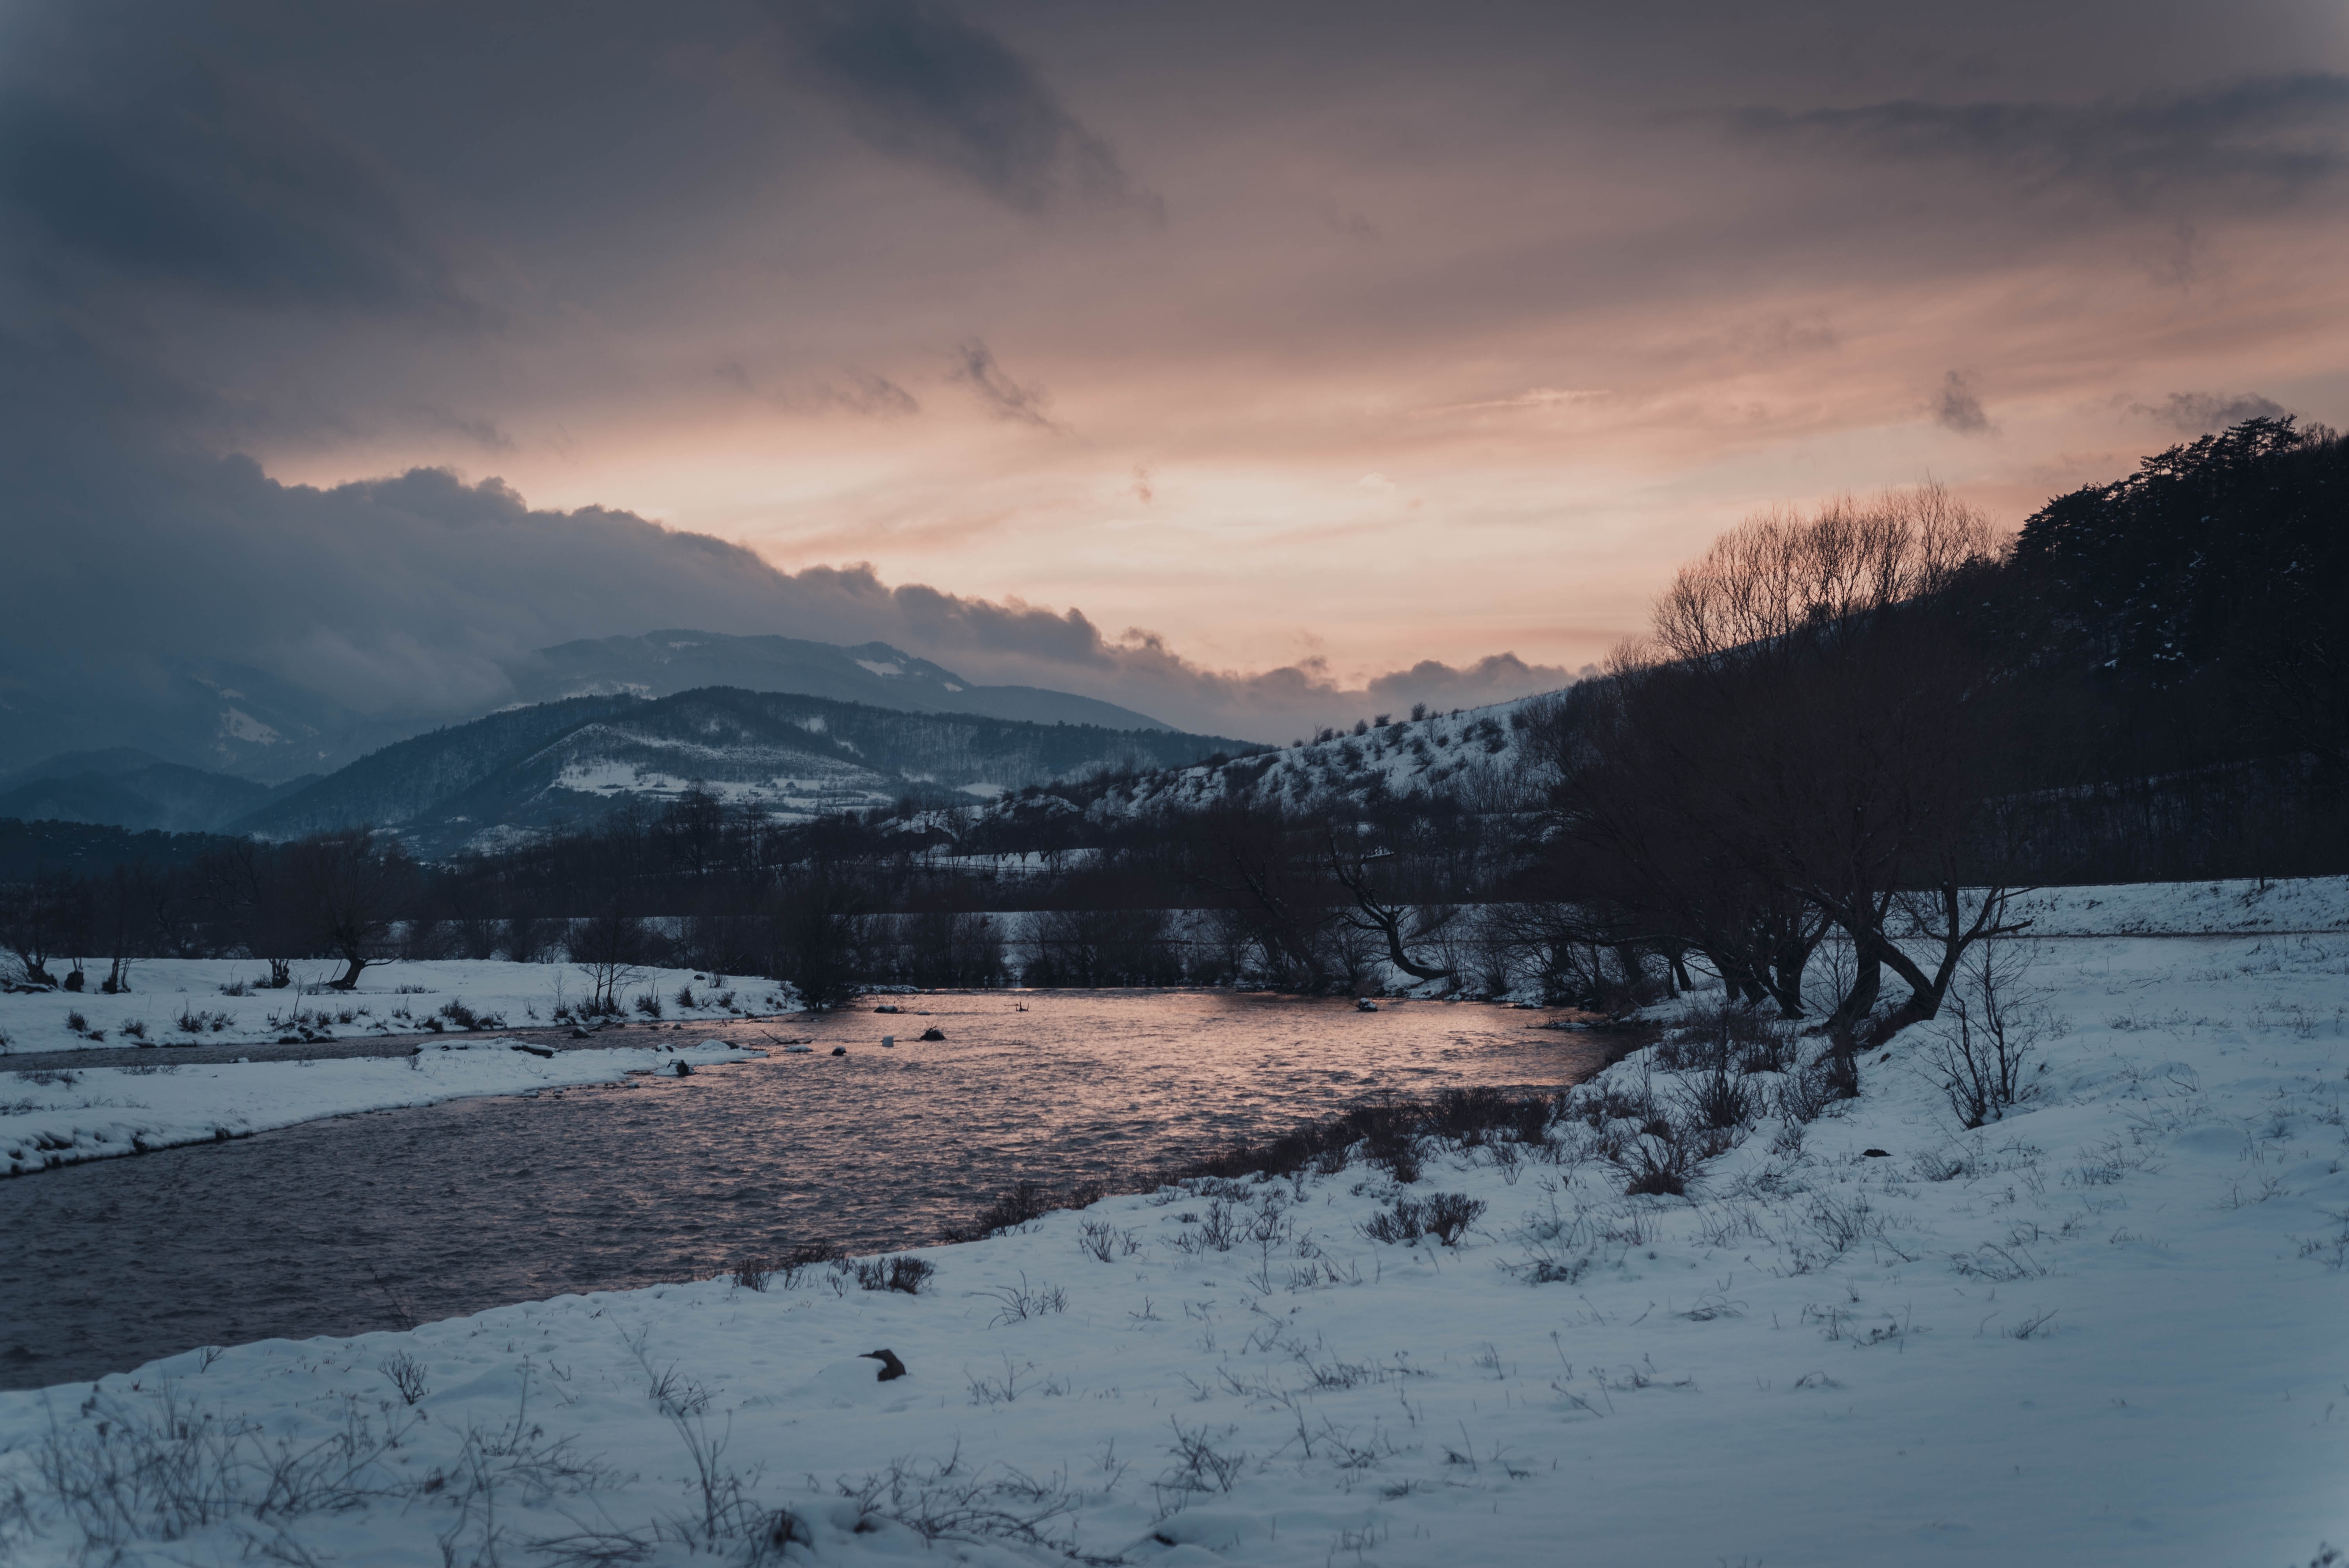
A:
[0,991,1602,1390]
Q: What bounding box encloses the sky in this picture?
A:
[4,0,2347,743]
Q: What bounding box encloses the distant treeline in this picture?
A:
[5,419,2344,1024]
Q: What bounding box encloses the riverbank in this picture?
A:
[3,920,2342,1565]
[2,1036,764,1175]
[0,959,792,1057]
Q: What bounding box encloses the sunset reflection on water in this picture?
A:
[2,991,1601,1388]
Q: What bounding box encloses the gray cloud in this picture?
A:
[2134,389,2291,433]
[766,0,1159,218]
[417,408,515,450]
[1364,655,1584,715]
[1734,74,2349,208]
[0,391,1565,745]
[0,62,461,312]
[815,372,922,416]
[949,338,1059,429]
[1935,370,1992,435]
[719,362,922,417]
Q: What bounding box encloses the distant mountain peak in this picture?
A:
[507,630,1175,733]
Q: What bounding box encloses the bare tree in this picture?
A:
[1324,824,1456,987]
[1185,798,1335,991]
[284,829,413,991]
[1546,486,2020,1036]
[196,839,301,986]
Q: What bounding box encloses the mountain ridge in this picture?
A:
[234,686,1260,857]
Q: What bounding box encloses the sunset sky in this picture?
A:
[6,0,2348,739]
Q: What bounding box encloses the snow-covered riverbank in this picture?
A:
[2,1038,764,1174]
[0,959,790,1057]
[4,915,2345,1565]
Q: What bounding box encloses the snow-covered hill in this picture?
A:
[240,689,1260,855]
[977,696,1549,835]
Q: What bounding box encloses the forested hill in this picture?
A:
[1991,417,2349,822]
[235,687,1259,856]
[941,418,2349,879]
[2011,416,2348,691]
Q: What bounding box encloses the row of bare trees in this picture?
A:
[1522,485,2030,1038]
[1,829,411,994]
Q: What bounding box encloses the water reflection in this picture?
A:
[0,990,1600,1389]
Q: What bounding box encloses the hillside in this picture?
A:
[0,759,312,833]
[238,687,1259,855]
[968,697,1545,843]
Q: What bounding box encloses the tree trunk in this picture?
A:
[1830,946,1880,1033]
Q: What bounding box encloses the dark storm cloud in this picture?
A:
[1734,74,2349,208]
[2134,390,2292,433]
[949,338,1059,429]
[765,0,1159,217]
[1935,371,1993,435]
[0,64,461,312]
[1,428,1554,740]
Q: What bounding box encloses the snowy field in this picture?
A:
[1,1038,763,1176]
[0,959,792,1057]
[2006,876,2349,936]
[4,904,2346,1564]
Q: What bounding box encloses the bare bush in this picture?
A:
[836,1254,935,1294]
[1077,1219,1139,1262]
[380,1351,429,1405]
[977,1272,1068,1325]
[1678,1064,1759,1130]
[1918,939,2051,1128]
[1614,1126,1696,1196]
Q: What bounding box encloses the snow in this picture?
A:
[4,887,2345,1564]
[994,698,1544,831]
[854,659,905,677]
[0,959,795,1056]
[2008,876,2349,935]
[218,708,283,745]
[2,1038,761,1174]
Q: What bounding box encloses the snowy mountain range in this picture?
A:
[0,631,1199,835]
[238,687,1256,856]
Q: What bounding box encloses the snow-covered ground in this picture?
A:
[2007,876,2349,935]
[5,901,2346,1565]
[0,959,792,1057]
[2,1038,763,1175]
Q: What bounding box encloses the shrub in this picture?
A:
[1615,1126,1695,1196]
[1423,1191,1485,1244]
[633,991,664,1020]
[1363,1191,1484,1246]
[1349,1104,1423,1183]
[839,1255,933,1294]
[1679,1064,1759,1130]
[1919,942,2051,1128]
